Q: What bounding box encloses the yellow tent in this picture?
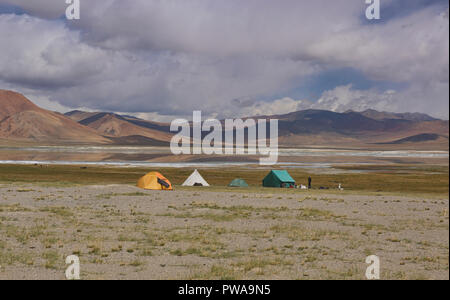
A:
[137,172,173,190]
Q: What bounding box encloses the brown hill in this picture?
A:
[0,90,109,144]
[1,90,448,150]
[64,110,99,122]
[66,112,172,143]
[248,109,448,150]
[347,109,437,122]
[379,133,443,144]
[0,90,42,119]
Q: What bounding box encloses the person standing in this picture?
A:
[308,176,312,189]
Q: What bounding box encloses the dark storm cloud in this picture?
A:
[0,0,448,119]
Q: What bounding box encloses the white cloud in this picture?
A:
[249,82,449,120]
[0,1,448,119]
[0,14,107,88]
[0,14,319,116]
[242,85,398,117]
[314,85,399,113]
[239,98,314,117]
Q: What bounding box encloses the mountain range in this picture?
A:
[0,90,448,150]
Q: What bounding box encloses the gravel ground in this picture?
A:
[0,184,448,280]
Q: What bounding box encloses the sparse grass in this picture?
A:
[39,206,74,218]
[0,241,35,266]
[297,207,339,220]
[233,257,294,272]
[43,251,60,269]
[0,164,447,196]
[0,164,448,279]
[158,211,247,222]
[0,204,31,213]
[3,223,48,244]
[190,257,294,279]
[97,192,149,199]
[192,265,240,280]
[270,224,345,241]
[129,259,144,267]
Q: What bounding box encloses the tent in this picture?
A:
[262,170,295,188]
[228,178,249,187]
[137,172,173,190]
[182,169,210,187]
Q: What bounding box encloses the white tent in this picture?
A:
[182,169,210,187]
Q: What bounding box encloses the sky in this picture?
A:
[0,0,448,121]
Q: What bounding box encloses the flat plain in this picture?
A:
[0,164,448,279]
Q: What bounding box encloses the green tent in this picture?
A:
[263,170,295,188]
[228,178,249,187]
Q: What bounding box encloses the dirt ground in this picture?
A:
[0,184,448,280]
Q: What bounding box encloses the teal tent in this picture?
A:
[228,178,249,187]
[262,170,295,188]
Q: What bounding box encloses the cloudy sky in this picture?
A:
[0,0,448,120]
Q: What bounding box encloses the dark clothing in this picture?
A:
[308,177,312,189]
